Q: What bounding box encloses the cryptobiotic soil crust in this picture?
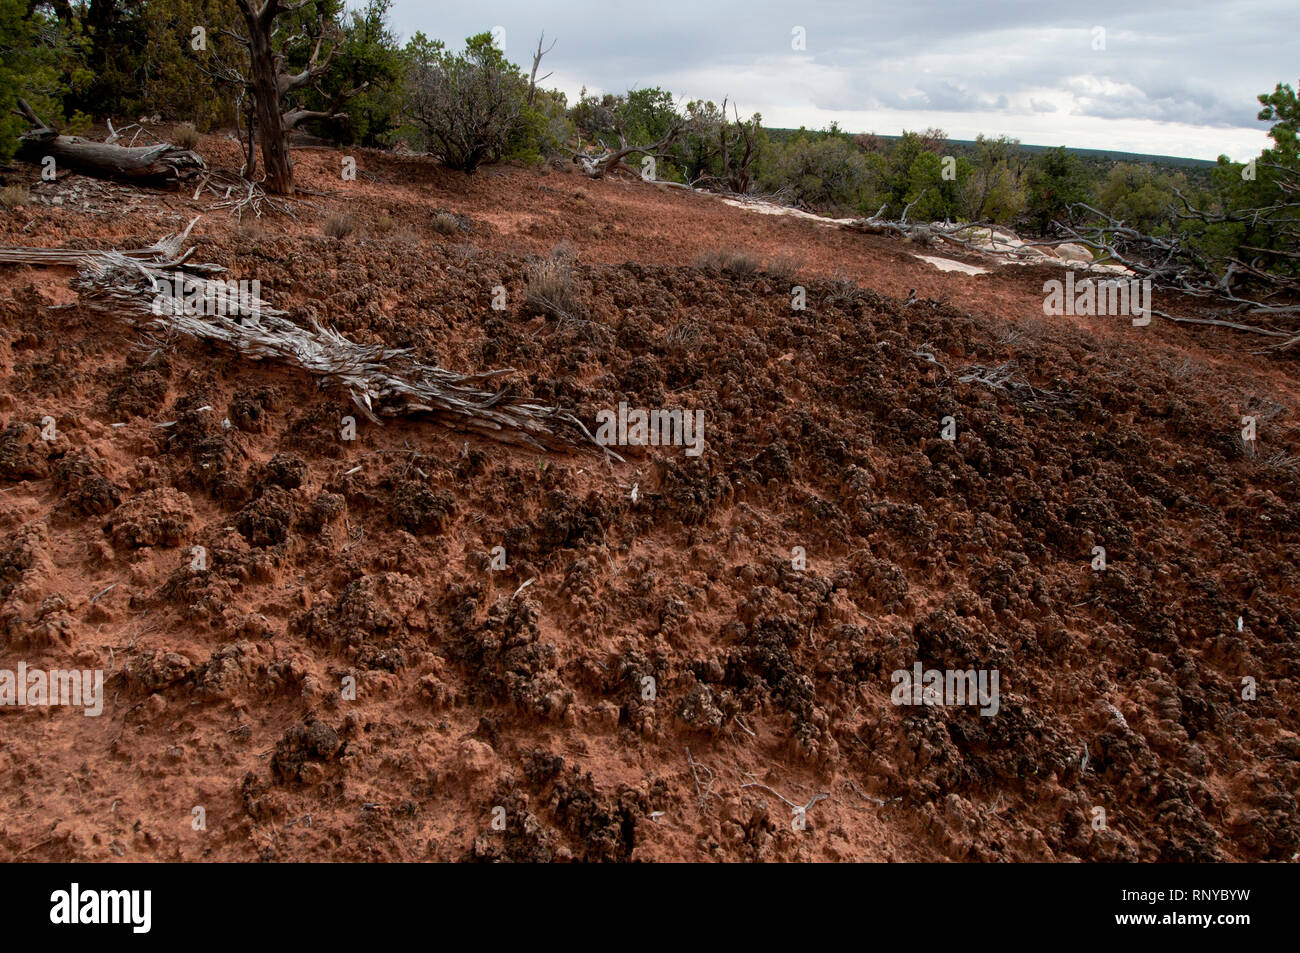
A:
[0,139,1297,862]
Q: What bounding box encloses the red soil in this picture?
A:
[0,140,1296,862]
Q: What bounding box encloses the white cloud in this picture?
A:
[389,0,1294,160]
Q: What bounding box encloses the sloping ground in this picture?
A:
[0,142,1297,862]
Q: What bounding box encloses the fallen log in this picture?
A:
[14,99,204,189]
[0,221,620,459]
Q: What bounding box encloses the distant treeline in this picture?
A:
[768,129,1220,169]
[736,123,1225,233]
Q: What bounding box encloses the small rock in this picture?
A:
[1054,242,1094,263]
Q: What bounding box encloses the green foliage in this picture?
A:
[958,135,1027,222]
[0,0,88,158]
[311,0,405,146]
[0,0,45,159]
[506,86,572,163]
[569,85,684,178]
[1076,82,1300,289]
[402,31,526,173]
[1172,83,1300,282]
[1257,81,1299,160]
[900,150,966,222]
[758,129,868,214]
[878,130,927,208]
[844,130,955,219]
[1025,146,1089,234]
[134,0,241,128]
[668,99,765,189]
[674,99,729,183]
[623,87,677,144]
[574,86,677,151]
[4,0,388,140]
[0,3,29,159]
[65,0,241,122]
[1096,163,1182,235]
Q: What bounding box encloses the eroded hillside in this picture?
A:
[1,142,1297,861]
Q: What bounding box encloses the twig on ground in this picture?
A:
[842,778,899,808]
[911,347,949,376]
[89,583,117,605]
[740,773,830,816]
[686,747,721,813]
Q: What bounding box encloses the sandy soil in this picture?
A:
[0,139,1296,862]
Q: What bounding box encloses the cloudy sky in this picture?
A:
[388,1,1297,160]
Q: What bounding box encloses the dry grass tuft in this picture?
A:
[664,319,702,354]
[527,256,581,320]
[171,122,200,150]
[761,253,804,282]
[694,248,761,275]
[0,185,29,209]
[324,212,355,239]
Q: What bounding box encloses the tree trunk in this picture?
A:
[246,19,294,195]
[18,135,203,188]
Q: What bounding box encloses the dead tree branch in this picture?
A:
[575,120,686,179]
[13,99,204,189]
[527,32,556,107]
[0,223,619,458]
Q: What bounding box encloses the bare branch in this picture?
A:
[527,32,557,107]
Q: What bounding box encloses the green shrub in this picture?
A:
[403,32,526,173]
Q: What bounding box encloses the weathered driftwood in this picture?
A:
[14,100,204,189]
[18,133,206,187]
[0,218,215,270]
[0,222,619,458]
